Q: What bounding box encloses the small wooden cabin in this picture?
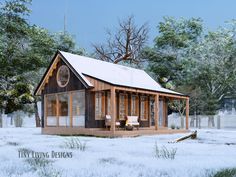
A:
[35,51,189,136]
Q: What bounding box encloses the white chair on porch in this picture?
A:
[126,116,140,130]
[105,115,120,130]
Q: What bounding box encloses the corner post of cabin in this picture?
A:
[185,97,189,130]
[110,87,116,134]
[154,94,159,130]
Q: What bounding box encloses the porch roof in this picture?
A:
[59,51,184,96]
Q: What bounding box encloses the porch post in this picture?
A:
[155,94,159,130]
[162,97,167,127]
[110,87,116,133]
[186,97,189,130]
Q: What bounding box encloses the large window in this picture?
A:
[140,96,148,120]
[58,93,69,126]
[72,91,85,126]
[45,90,85,127]
[119,93,128,120]
[131,95,139,116]
[46,95,57,126]
[106,92,111,115]
[95,92,105,120]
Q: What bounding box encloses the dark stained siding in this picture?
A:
[85,90,105,128]
[43,59,86,94]
[42,59,87,128]
[41,94,44,128]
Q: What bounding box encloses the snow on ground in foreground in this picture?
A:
[0,128,236,177]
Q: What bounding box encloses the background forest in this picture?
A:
[0,0,236,127]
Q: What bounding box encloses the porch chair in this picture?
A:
[125,116,140,130]
[105,115,121,130]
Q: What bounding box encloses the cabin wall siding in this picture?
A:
[41,94,44,128]
[85,90,105,128]
[43,59,85,95]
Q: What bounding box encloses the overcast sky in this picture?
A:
[27,0,236,51]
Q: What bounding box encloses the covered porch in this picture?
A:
[91,85,190,136]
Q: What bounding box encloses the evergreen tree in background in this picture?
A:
[0,0,85,127]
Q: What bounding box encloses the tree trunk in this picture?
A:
[208,115,215,127]
[198,115,201,129]
[190,116,194,127]
[10,115,13,125]
[217,115,221,129]
[0,112,2,128]
[196,111,199,128]
[180,115,184,129]
[34,102,41,127]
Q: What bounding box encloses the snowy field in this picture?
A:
[0,128,236,177]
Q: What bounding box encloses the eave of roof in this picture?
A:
[34,50,188,98]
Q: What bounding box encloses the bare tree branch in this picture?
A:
[93,16,148,65]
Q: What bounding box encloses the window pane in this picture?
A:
[46,95,57,126]
[47,95,57,116]
[107,92,111,115]
[58,93,69,126]
[119,94,127,119]
[72,91,85,116]
[140,96,147,120]
[58,93,69,116]
[95,92,104,119]
[131,96,137,116]
[72,91,85,126]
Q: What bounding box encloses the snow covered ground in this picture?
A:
[0,128,236,177]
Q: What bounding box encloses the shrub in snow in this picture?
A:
[154,143,177,160]
[14,114,23,127]
[24,154,61,177]
[211,168,236,177]
[64,137,87,151]
[25,158,53,171]
[7,141,19,146]
[99,157,123,165]
[25,158,62,177]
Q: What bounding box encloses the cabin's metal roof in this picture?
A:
[59,51,184,96]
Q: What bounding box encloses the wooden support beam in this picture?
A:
[110,87,116,133]
[162,97,166,127]
[159,93,189,100]
[154,94,159,130]
[44,95,47,127]
[115,86,189,100]
[186,98,189,130]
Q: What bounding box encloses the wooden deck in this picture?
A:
[42,127,189,137]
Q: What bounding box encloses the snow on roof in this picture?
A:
[59,51,183,96]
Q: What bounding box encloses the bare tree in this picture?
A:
[169,100,186,129]
[93,16,148,64]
